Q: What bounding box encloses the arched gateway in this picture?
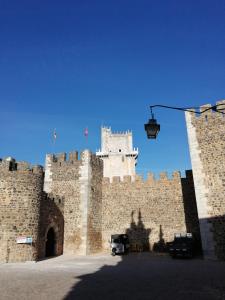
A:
[45,227,56,257]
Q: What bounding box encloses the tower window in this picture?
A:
[119,149,121,152]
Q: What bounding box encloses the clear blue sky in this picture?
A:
[1,0,225,177]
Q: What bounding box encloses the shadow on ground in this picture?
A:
[63,252,225,300]
[63,212,224,300]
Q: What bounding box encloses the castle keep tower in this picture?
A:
[96,127,138,180]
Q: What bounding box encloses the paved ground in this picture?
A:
[1,253,225,300]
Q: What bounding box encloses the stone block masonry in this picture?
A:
[45,150,103,255]
[37,193,64,259]
[0,151,104,262]
[101,171,197,252]
[3,114,217,261]
[185,100,225,259]
[45,152,82,254]
[0,151,200,261]
[0,158,44,262]
[84,153,103,254]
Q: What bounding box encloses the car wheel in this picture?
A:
[112,248,116,256]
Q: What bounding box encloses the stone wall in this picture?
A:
[38,193,64,259]
[0,151,202,261]
[45,152,82,254]
[0,159,43,262]
[87,154,103,254]
[101,171,197,252]
[45,150,103,255]
[185,100,225,259]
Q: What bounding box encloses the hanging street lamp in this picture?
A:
[144,104,225,139]
[144,107,160,139]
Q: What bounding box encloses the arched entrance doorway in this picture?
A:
[45,227,56,257]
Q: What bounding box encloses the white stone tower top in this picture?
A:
[96,126,138,180]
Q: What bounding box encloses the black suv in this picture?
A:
[169,233,194,258]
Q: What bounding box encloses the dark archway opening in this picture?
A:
[45,227,56,257]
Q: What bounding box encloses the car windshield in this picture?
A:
[174,237,192,244]
[112,238,121,243]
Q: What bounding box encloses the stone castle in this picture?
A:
[0,100,224,262]
[96,127,138,180]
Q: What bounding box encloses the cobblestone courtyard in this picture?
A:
[1,253,225,300]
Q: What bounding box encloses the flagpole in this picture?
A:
[52,128,57,154]
[84,127,88,148]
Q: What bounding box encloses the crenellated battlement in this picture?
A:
[46,150,103,168]
[46,151,79,165]
[0,157,43,175]
[186,100,225,120]
[101,126,132,136]
[44,150,103,195]
[102,170,188,185]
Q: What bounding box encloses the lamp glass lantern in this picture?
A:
[144,118,160,139]
[145,107,160,139]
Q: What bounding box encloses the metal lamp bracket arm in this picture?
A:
[149,104,225,115]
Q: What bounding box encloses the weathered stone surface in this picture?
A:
[5,104,225,262]
[45,150,103,255]
[86,154,103,254]
[0,147,201,262]
[47,152,82,254]
[185,100,225,259]
[37,193,64,259]
[101,171,197,252]
[0,159,44,262]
